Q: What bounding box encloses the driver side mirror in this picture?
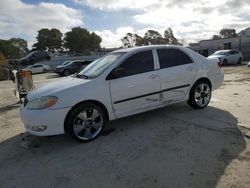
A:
[106,67,125,80]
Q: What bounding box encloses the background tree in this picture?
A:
[121,33,144,48]
[0,38,28,58]
[188,42,199,47]
[219,28,237,38]
[164,28,182,45]
[64,27,102,53]
[212,35,221,39]
[33,28,63,51]
[143,30,166,45]
[89,32,102,51]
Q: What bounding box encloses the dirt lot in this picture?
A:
[0,64,250,188]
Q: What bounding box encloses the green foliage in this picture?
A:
[144,30,166,45]
[33,28,63,51]
[64,27,102,53]
[164,28,182,45]
[212,28,238,39]
[121,28,182,47]
[121,33,144,48]
[188,42,199,47]
[219,28,237,38]
[212,35,221,40]
[0,38,28,59]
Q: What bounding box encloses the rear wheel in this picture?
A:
[63,69,70,76]
[187,81,211,109]
[66,103,107,142]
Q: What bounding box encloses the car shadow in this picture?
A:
[0,104,247,188]
[223,63,247,67]
[46,74,61,79]
[0,102,20,114]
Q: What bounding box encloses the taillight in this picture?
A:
[217,60,223,68]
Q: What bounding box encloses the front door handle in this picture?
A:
[149,74,159,79]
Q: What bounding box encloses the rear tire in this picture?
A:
[65,103,107,143]
[187,80,211,109]
[63,69,70,76]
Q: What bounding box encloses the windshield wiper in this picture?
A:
[75,74,89,79]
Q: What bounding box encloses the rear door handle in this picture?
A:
[149,74,159,79]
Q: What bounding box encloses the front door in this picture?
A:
[109,50,161,118]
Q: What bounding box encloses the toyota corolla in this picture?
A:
[20,45,224,142]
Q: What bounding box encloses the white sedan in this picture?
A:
[20,45,224,142]
[25,64,50,74]
[208,50,243,65]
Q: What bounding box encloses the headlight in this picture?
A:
[27,96,58,110]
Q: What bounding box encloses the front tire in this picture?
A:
[66,103,107,143]
[237,58,242,64]
[223,59,227,65]
[187,81,211,109]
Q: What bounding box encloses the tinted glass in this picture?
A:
[117,50,154,77]
[157,48,193,69]
[33,65,42,68]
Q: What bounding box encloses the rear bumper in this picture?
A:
[211,72,224,91]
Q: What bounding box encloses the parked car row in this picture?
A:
[54,60,93,76]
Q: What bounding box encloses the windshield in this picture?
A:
[213,51,228,55]
[77,52,125,79]
[62,61,70,65]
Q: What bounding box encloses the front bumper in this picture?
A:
[20,105,71,136]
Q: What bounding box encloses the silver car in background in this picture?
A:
[208,50,243,65]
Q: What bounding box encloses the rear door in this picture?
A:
[109,50,161,117]
[32,65,42,73]
[156,48,196,103]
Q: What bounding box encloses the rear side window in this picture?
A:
[118,50,154,77]
[157,48,193,69]
[33,65,42,68]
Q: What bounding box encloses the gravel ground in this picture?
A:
[0,64,250,188]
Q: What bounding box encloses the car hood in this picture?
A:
[27,76,90,100]
[56,65,66,68]
[208,55,225,59]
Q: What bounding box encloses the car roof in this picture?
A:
[114,45,188,53]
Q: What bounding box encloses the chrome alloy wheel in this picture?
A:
[194,83,211,108]
[73,108,104,140]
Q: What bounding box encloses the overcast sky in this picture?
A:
[0,0,250,48]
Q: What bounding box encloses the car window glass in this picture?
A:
[117,50,154,77]
[157,48,193,69]
[33,65,42,68]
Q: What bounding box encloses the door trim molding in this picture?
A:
[113,84,190,104]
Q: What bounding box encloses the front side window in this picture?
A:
[157,48,193,69]
[116,50,154,77]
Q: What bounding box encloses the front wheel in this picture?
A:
[187,81,211,109]
[66,103,107,142]
[237,58,242,64]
